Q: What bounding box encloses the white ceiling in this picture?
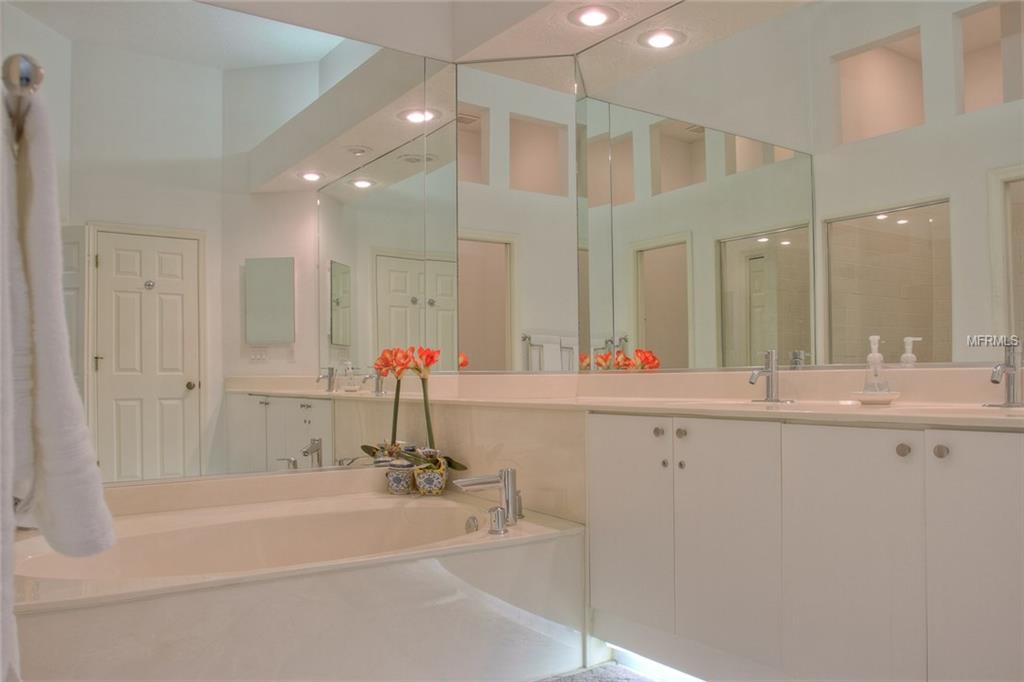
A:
[12,1,343,70]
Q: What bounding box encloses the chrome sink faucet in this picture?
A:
[749,349,793,403]
[301,438,323,468]
[453,468,522,535]
[361,373,385,397]
[986,345,1024,408]
[317,367,336,393]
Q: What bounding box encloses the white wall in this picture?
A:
[318,39,379,94]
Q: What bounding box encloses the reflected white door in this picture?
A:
[376,256,425,350]
[95,231,200,482]
[426,260,457,370]
[637,242,688,368]
[747,254,778,364]
[62,226,87,396]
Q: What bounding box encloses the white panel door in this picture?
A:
[61,226,87,397]
[926,429,1024,681]
[95,231,200,481]
[376,256,424,350]
[225,393,268,473]
[426,259,457,369]
[781,425,926,681]
[673,418,782,672]
[588,413,675,633]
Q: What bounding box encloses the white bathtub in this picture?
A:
[16,488,585,681]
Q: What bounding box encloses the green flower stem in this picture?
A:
[390,378,401,446]
[421,377,435,450]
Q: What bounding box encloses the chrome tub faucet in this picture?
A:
[301,438,323,468]
[452,468,522,535]
[317,367,336,393]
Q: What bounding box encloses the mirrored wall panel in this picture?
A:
[456,57,579,372]
[578,0,1023,368]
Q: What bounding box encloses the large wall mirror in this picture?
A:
[576,0,1023,369]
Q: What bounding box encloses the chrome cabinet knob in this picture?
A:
[185,381,196,391]
[653,426,665,437]
[676,428,687,438]
[678,460,686,470]
[896,443,911,457]
[661,459,669,468]
[427,298,436,307]
[933,444,950,459]
[410,296,419,305]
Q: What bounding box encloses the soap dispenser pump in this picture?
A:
[864,335,890,393]
[900,337,923,368]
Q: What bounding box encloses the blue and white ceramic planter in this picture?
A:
[385,462,415,495]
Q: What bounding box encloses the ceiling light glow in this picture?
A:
[757,237,770,243]
[351,179,374,189]
[569,6,619,27]
[400,109,437,124]
[300,172,322,182]
[780,240,792,246]
[876,214,888,220]
[639,29,685,49]
[897,219,909,224]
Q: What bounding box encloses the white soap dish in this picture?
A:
[850,391,900,406]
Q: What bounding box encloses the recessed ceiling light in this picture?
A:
[780,240,792,246]
[757,237,770,243]
[639,29,685,49]
[398,109,439,124]
[350,179,375,189]
[897,219,909,224]
[568,5,619,27]
[876,214,888,220]
[928,218,934,223]
[300,171,322,182]
[345,145,373,158]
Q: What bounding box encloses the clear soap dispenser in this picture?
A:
[900,337,922,368]
[864,335,890,393]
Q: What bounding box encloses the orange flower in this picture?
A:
[614,349,635,370]
[374,348,395,377]
[594,352,612,370]
[579,352,590,370]
[458,352,469,369]
[634,348,661,370]
[392,347,414,379]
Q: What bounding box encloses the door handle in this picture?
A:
[411,296,419,305]
[428,298,436,307]
[185,381,196,391]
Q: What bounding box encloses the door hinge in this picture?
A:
[93,355,103,371]
[94,254,99,268]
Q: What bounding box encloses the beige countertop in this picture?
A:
[225,388,1024,431]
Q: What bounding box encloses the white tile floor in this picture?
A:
[544,663,657,682]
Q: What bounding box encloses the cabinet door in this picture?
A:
[588,413,675,633]
[225,393,268,473]
[267,398,309,470]
[306,399,334,466]
[926,430,1024,681]
[782,425,926,681]
[674,418,782,671]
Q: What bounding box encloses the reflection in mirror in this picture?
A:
[456,57,579,372]
[330,261,352,347]
[585,102,814,370]
[827,201,951,364]
[720,226,811,368]
[245,257,296,345]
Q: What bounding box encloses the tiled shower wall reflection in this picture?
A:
[828,202,951,363]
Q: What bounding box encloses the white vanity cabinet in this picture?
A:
[925,429,1024,682]
[588,414,675,633]
[225,394,334,472]
[268,398,334,470]
[587,414,782,678]
[781,424,927,681]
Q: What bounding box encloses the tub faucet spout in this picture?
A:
[301,438,323,468]
[453,468,521,534]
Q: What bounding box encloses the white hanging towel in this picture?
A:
[3,92,114,679]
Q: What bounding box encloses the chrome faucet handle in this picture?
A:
[276,457,298,470]
[986,344,1024,408]
[488,506,509,535]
